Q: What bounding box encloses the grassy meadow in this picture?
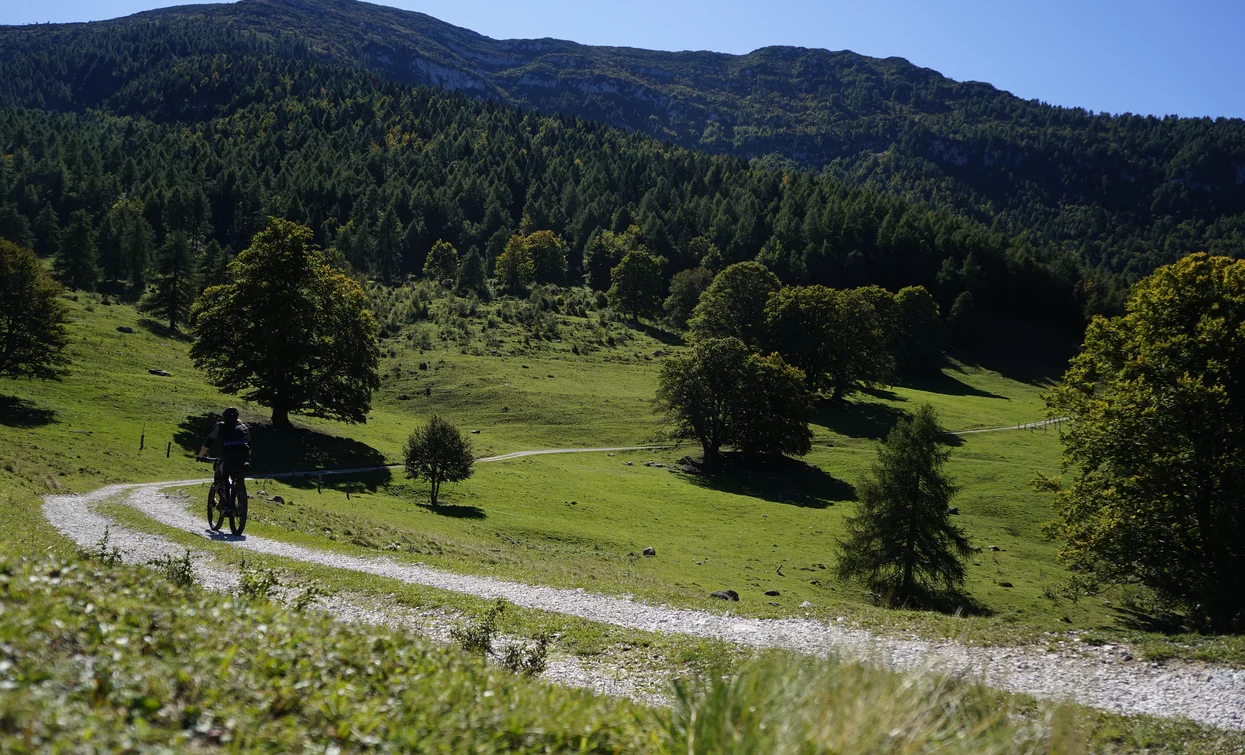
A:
[2,288,1243,666]
[6,289,1245,752]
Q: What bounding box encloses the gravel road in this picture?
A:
[43,469,1245,730]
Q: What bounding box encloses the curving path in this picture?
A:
[41,444,1245,731]
[950,417,1068,435]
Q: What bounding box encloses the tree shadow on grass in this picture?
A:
[683,452,855,508]
[1109,604,1190,635]
[875,584,993,618]
[413,502,487,519]
[138,317,192,342]
[811,399,908,440]
[0,395,57,428]
[638,323,685,347]
[175,413,391,489]
[896,372,1007,400]
[950,318,1079,388]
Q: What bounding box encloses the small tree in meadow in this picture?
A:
[836,404,972,604]
[403,414,475,506]
[424,239,459,284]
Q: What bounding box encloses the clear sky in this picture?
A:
[4,0,1243,120]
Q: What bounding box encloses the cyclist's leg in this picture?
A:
[224,459,245,508]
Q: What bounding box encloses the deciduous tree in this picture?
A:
[495,234,535,295]
[584,226,645,290]
[893,286,944,375]
[687,261,780,348]
[763,286,893,399]
[190,218,380,429]
[657,337,811,471]
[663,267,713,330]
[424,239,459,284]
[607,249,664,322]
[837,404,970,603]
[1041,253,1245,632]
[0,239,69,379]
[523,229,568,285]
[403,414,475,506]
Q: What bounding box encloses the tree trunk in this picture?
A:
[430,477,440,507]
[702,443,719,473]
[271,404,292,430]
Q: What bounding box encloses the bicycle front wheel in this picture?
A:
[207,484,226,531]
[228,478,248,536]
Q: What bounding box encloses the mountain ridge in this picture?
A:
[0,0,1242,275]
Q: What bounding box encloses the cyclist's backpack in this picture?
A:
[222,421,251,464]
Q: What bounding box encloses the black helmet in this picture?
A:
[222,407,240,421]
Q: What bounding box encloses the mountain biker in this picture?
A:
[197,407,251,511]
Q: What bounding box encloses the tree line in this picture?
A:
[0,49,1094,333]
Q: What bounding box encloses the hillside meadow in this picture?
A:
[3,289,1242,666]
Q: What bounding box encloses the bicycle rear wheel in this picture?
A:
[228,478,248,536]
[207,483,226,531]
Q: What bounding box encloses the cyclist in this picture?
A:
[197,407,251,512]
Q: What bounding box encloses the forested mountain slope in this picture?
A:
[0,53,1087,328]
[2,0,1242,276]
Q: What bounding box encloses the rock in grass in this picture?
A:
[642,547,656,557]
[116,326,134,334]
[148,369,171,377]
[948,507,960,515]
[710,590,739,601]
[764,590,780,596]
[998,581,1014,588]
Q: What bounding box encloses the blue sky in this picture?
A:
[4,0,1243,119]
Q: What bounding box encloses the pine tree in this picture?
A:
[32,203,61,258]
[373,206,404,283]
[53,210,101,291]
[141,232,199,330]
[455,247,489,299]
[0,203,34,249]
[836,404,972,604]
[198,239,231,292]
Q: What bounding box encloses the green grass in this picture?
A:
[3,555,1242,753]
[4,290,1245,669]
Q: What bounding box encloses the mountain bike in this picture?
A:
[198,456,248,536]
